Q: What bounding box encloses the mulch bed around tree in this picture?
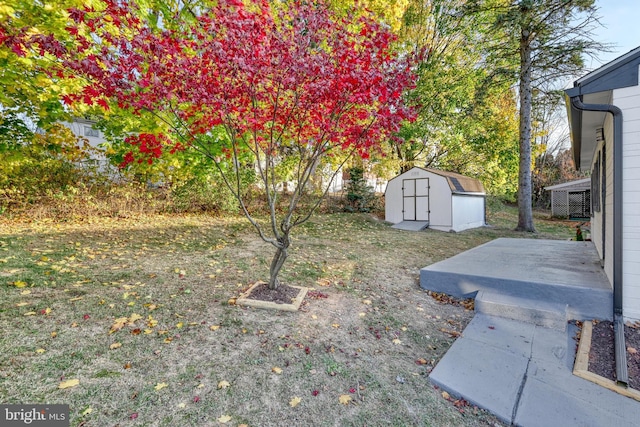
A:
[587,321,640,389]
[243,282,300,304]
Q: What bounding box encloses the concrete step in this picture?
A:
[474,290,568,331]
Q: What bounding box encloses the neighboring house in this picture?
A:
[565,46,640,322]
[384,167,486,232]
[61,118,114,175]
[544,178,591,218]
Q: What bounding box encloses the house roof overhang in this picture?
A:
[565,47,640,170]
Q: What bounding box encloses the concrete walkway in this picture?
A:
[421,238,640,425]
[429,314,640,426]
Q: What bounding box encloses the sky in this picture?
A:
[589,0,640,68]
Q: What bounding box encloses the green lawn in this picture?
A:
[0,203,576,426]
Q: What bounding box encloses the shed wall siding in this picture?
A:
[450,195,485,232]
[614,83,640,321]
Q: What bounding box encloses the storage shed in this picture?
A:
[544,178,591,218]
[384,167,486,232]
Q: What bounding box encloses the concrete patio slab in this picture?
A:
[420,238,612,320]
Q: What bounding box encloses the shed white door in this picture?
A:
[402,178,429,221]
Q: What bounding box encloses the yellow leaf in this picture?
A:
[271,367,283,374]
[155,382,168,391]
[289,396,301,407]
[144,329,153,334]
[81,407,92,416]
[109,342,122,350]
[339,394,352,405]
[20,290,31,295]
[442,391,451,400]
[217,415,231,423]
[110,317,128,333]
[16,302,29,307]
[176,322,183,329]
[209,325,220,331]
[218,380,230,389]
[362,299,372,305]
[332,323,340,329]
[127,302,135,306]
[69,296,83,302]
[311,315,318,319]
[13,281,27,288]
[36,348,46,354]
[359,312,366,317]
[58,378,79,389]
[392,338,402,345]
[51,331,57,338]
[43,307,52,315]
[177,403,186,409]
[24,311,37,316]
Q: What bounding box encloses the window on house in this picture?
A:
[84,126,99,137]
[591,151,600,213]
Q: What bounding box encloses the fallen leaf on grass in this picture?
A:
[36,348,46,354]
[271,367,283,374]
[81,407,92,416]
[109,342,122,350]
[442,391,451,400]
[15,302,29,307]
[24,311,36,316]
[339,394,352,405]
[12,281,27,288]
[289,397,301,407]
[440,328,461,338]
[332,323,340,329]
[415,358,428,365]
[392,338,402,345]
[58,379,79,389]
[217,415,231,423]
[155,382,168,391]
[628,347,638,354]
[209,325,220,331]
[362,299,372,305]
[218,380,230,389]
[20,290,31,295]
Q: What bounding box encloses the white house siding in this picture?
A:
[613,83,640,320]
[450,195,485,232]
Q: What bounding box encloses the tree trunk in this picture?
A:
[516,28,536,232]
[268,235,290,290]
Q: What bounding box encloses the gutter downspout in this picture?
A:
[570,96,627,386]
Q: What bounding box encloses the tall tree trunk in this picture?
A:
[516,27,536,232]
[268,235,290,289]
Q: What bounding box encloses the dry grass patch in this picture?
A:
[0,205,574,426]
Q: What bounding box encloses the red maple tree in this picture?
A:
[16,0,416,289]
